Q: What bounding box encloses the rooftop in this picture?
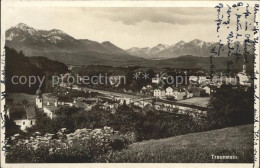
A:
[8,105,36,120]
[8,106,27,120]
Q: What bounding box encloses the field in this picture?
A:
[178,97,210,108]
[106,124,254,163]
[6,93,36,106]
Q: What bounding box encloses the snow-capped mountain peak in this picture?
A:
[48,29,66,35]
[174,40,186,48]
[12,23,38,36]
[13,23,31,30]
[154,44,169,50]
[5,23,132,60]
[6,23,75,44]
[126,39,228,59]
[189,39,205,48]
[150,44,170,54]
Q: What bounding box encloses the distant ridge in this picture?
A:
[126,39,253,59]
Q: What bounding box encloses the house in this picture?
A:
[153,100,207,115]
[6,105,36,131]
[173,91,186,101]
[141,86,147,91]
[166,87,174,96]
[198,76,207,84]
[146,85,152,89]
[236,61,252,86]
[43,106,57,119]
[140,85,153,95]
[202,86,211,95]
[189,76,198,82]
[172,88,187,101]
[133,101,152,108]
[153,89,166,98]
[188,87,206,97]
[152,73,161,84]
[166,87,187,101]
[152,78,160,84]
[237,72,251,86]
[80,99,98,111]
[114,97,131,105]
[225,77,237,85]
[202,85,217,95]
[185,90,193,98]
[100,101,115,110]
[41,92,76,119]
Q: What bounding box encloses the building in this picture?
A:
[153,88,166,98]
[198,76,207,84]
[188,87,206,97]
[153,99,207,115]
[166,87,187,101]
[189,76,198,82]
[43,106,57,119]
[140,85,153,95]
[236,61,251,86]
[185,90,193,98]
[114,97,131,105]
[36,88,43,109]
[133,101,152,108]
[40,91,77,119]
[166,87,174,96]
[146,85,152,89]
[6,106,36,131]
[202,85,217,95]
[173,91,186,101]
[152,77,160,84]
[172,88,187,101]
[237,72,251,86]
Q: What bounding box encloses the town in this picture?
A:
[6,60,252,131]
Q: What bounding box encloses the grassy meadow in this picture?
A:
[105,124,254,163]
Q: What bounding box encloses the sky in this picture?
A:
[3,7,255,49]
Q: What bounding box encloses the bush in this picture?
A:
[6,127,131,163]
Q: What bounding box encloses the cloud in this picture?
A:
[4,6,255,49]
[87,8,216,25]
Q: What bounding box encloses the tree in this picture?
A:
[207,85,254,129]
[26,108,56,134]
[146,69,156,80]
[5,115,22,139]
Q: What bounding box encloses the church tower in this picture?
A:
[36,88,43,109]
[242,63,246,73]
[242,56,247,74]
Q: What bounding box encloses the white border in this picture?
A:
[1,1,259,168]
[253,2,260,168]
[1,1,260,7]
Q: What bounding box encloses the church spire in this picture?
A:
[242,57,246,73]
[36,87,43,109]
[36,87,42,98]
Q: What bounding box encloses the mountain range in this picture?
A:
[5,23,253,68]
[5,23,144,65]
[126,39,251,59]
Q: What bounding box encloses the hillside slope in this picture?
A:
[107,124,253,163]
[136,55,254,73]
